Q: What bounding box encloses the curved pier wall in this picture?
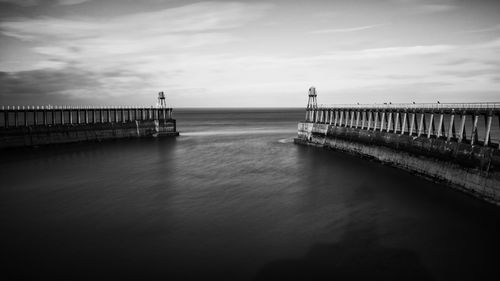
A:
[294,122,500,205]
[0,120,178,149]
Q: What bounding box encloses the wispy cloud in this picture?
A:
[0,1,273,104]
[458,24,500,34]
[57,0,91,5]
[1,2,272,41]
[417,4,456,13]
[0,0,91,6]
[0,0,38,6]
[322,45,455,60]
[311,23,387,34]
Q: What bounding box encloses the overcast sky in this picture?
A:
[0,0,499,107]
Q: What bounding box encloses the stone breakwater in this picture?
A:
[0,105,179,148]
[0,120,178,149]
[294,122,500,205]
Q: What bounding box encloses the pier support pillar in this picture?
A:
[394,112,400,133]
[471,115,479,145]
[458,115,466,142]
[373,112,378,131]
[380,112,385,132]
[437,114,444,138]
[427,114,435,138]
[386,112,392,133]
[484,113,492,146]
[367,111,372,130]
[401,112,407,135]
[447,113,456,141]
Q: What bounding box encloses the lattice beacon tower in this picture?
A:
[306,86,318,122]
[157,91,166,108]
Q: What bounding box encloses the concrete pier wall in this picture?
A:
[0,120,178,149]
[295,122,500,205]
[0,105,179,148]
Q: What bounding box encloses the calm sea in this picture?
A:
[1,108,499,281]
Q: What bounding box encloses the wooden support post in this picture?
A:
[394,112,400,133]
[355,111,360,128]
[409,113,415,136]
[24,111,28,126]
[43,110,47,125]
[401,112,407,135]
[339,111,343,126]
[386,112,392,133]
[418,113,424,136]
[437,114,444,138]
[373,111,379,131]
[61,110,64,125]
[471,115,479,145]
[361,111,366,129]
[34,109,38,125]
[484,113,492,146]
[458,115,466,142]
[380,112,385,132]
[447,114,455,141]
[427,114,434,138]
[334,110,338,126]
[367,111,372,130]
[52,111,55,125]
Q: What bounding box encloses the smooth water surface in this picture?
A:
[1,108,499,280]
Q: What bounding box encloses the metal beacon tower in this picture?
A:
[306,86,318,122]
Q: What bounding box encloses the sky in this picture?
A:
[0,0,499,107]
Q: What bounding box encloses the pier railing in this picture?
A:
[317,102,500,111]
[305,102,500,147]
[0,105,173,128]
